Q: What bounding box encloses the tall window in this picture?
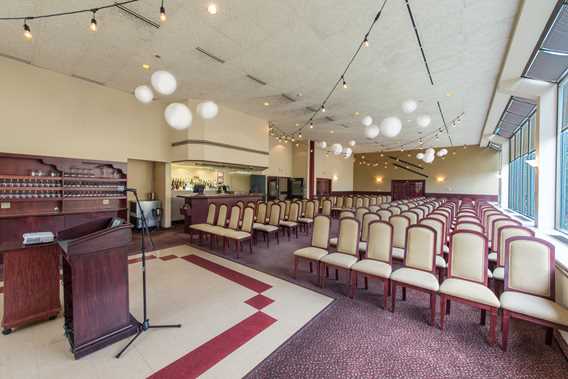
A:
[508,114,537,219]
[558,76,568,232]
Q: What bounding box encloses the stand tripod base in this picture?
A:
[115,319,182,358]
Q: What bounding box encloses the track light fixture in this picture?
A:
[309,122,314,129]
[89,10,98,32]
[321,104,326,113]
[342,77,348,89]
[363,35,369,48]
[23,19,32,40]
[160,0,167,22]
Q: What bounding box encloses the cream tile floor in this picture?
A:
[0,245,332,379]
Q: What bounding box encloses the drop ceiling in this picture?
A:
[0,0,521,152]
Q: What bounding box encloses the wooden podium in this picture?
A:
[57,218,138,359]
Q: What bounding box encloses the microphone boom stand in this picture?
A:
[116,188,182,359]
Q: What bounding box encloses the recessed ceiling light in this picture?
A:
[447,92,453,97]
[330,130,334,134]
[263,102,270,106]
[142,63,150,70]
[354,111,360,116]
[208,4,218,15]
[295,123,299,127]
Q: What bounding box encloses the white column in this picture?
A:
[535,86,557,230]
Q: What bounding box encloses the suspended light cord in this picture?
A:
[0,0,140,21]
[289,0,389,137]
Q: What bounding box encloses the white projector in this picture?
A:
[23,232,55,245]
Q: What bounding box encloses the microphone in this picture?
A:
[116,186,137,193]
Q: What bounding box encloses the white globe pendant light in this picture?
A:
[331,143,343,155]
[437,148,448,157]
[318,141,327,149]
[361,115,373,127]
[197,101,219,119]
[401,99,418,114]
[365,124,380,139]
[349,140,356,147]
[343,147,353,158]
[380,117,402,138]
[151,70,177,95]
[423,154,435,164]
[425,147,435,157]
[164,103,192,130]
[416,152,425,160]
[134,85,154,104]
[416,114,431,128]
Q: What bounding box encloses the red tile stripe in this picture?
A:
[159,255,178,261]
[245,294,275,310]
[148,311,276,379]
[182,255,272,293]
[128,255,157,264]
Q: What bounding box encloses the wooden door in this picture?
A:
[316,178,332,196]
[391,180,425,200]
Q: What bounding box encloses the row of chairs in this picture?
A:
[293,199,568,351]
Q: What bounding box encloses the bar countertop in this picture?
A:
[176,193,263,200]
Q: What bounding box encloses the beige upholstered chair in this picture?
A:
[359,212,381,253]
[355,197,364,209]
[333,196,345,211]
[369,205,380,213]
[388,206,401,216]
[412,207,425,220]
[455,222,484,234]
[420,218,447,279]
[255,203,267,225]
[351,220,393,309]
[390,225,439,325]
[253,203,280,247]
[362,197,370,208]
[328,210,357,247]
[377,209,392,221]
[390,215,410,262]
[500,237,567,351]
[488,218,520,257]
[491,226,535,290]
[280,201,300,240]
[439,230,499,345]
[399,204,409,212]
[223,206,255,258]
[486,214,508,248]
[298,200,316,233]
[293,215,331,279]
[188,203,217,243]
[369,197,377,206]
[344,197,354,210]
[400,211,418,225]
[321,199,332,216]
[278,202,287,224]
[300,199,308,216]
[483,210,502,229]
[320,217,360,290]
[379,203,390,210]
[284,199,292,219]
[456,215,480,224]
[355,207,369,225]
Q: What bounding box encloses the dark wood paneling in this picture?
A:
[309,141,315,199]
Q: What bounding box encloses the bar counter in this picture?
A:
[178,193,263,230]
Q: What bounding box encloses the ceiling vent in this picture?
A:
[195,47,225,64]
[246,74,267,86]
[325,116,335,122]
[305,106,319,113]
[71,74,105,86]
[281,93,296,102]
[115,3,160,29]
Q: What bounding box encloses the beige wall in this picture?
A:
[315,147,354,192]
[0,57,170,163]
[170,100,269,168]
[353,146,499,195]
[127,159,156,201]
[264,136,294,177]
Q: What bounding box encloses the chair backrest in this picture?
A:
[400,211,418,225]
[483,210,502,228]
[247,201,256,209]
[399,204,409,211]
[206,203,217,225]
[256,202,267,224]
[455,222,484,234]
[505,237,555,299]
[311,215,331,249]
[284,200,291,218]
[340,210,355,219]
[412,207,425,220]
[355,197,364,209]
[228,205,241,230]
[388,206,401,215]
[278,202,287,221]
[390,215,410,249]
[355,207,369,224]
[335,197,344,208]
[377,209,392,221]
[365,221,393,263]
[304,201,316,218]
[216,204,228,227]
[404,225,437,273]
[268,204,281,226]
[336,217,360,257]
[241,207,254,233]
[288,202,300,222]
[236,200,245,212]
[486,214,508,241]
[369,197,377,206]
[344,197,353,209]
[362,197,370,208]
[321,199,332,216]
[490,217,520,244]
[448,230,488,285]
[369,205,380,213]
[419,218,444,256]
[456,215,480,224]
[361,213,381,242]
[496,225,535,267]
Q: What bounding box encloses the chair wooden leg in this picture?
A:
[266,233,270,248]
[383,280,389,310]
[480,309,486,326]
[335,269,339,280]
[320,263,326,288]
[446,299,451,315]
[489,309,497,346]
[293,256,298,279]
[391,282,397,313]
[249,239,253,254]
[276,231,279,245]
[309,262,313,273]
[350,271,356,299]
[430,293,436,326]
[236,240,240,259]
[546,327,554,345]
[295,227,299,239]
[440,295,446,330]
[402,287,407,301]
[502,310,510,351]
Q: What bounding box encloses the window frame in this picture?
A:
[556,75,568,233]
